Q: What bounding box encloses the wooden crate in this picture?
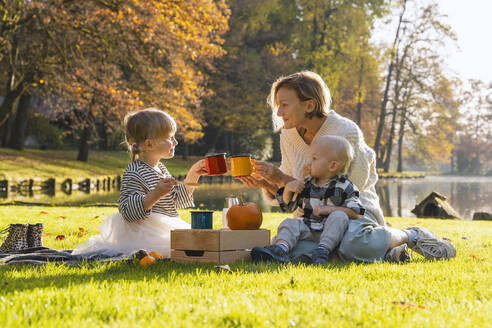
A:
[171,229,270,264]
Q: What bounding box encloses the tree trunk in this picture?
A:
[383,108,398,172]
[182,142,188,160]
[356,56,364,127]
[373,0,407,160]
[77,124,93,162]
[98,120,109,150]
[396,107,407,172]
[1,116,14,147]
[7,92,31,150]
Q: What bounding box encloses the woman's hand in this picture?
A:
[235,175,279,196]
[235,175,268,189]
[252,160,285,186]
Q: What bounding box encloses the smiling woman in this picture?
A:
[237,71,456,264]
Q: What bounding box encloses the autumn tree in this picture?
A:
[201,0,387,159]
[453,80,492,174]
[0,0,229,160]
[373,1,459,172]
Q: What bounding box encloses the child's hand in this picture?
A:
[313,205,334,217]
[189,159,208,177]
[285,179,305,194]
[154,178,177,197]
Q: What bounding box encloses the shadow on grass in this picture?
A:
[0,258,360,294]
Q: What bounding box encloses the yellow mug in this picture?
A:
[230,155,256,177]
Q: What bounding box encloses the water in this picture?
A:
[2,176,491,220]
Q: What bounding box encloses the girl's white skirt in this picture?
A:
[72,212,190,258]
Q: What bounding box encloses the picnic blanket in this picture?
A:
[0,247,135,266]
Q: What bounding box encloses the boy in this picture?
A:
[251,135,364,265]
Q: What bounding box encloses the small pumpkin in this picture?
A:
[226,196,263,230]
[139,255,156,268]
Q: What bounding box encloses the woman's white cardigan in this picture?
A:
[265,111,385,226]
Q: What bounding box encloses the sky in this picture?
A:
[373,0,492,83]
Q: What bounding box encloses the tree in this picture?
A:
[374,1,459,172]
[453,80,492,174]
[0,0,229,160]
[201,0,387,159]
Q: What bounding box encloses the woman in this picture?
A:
[238,71,455,263]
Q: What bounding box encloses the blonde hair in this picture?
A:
[314,135,354,175]
[123,107,177,161]
[268,71,332,132]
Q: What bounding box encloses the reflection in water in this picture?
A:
[2,176,491,220]
[375,176,492,219]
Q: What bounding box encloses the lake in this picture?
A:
[2,176,491,220]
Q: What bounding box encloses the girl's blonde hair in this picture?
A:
[268,71,332,132]
[123,107,177,161]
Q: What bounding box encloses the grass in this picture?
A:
[0,206,490,327]
[0,148,203,180]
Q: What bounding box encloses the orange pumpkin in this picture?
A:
[139,255,156,268]
[149,251,164,260]
[226,200,263,230]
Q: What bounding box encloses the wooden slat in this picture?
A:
[219,229,270,250]
[171,250,251,264]
[171,229,220,251]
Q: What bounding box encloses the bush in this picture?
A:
[26,110,64,149]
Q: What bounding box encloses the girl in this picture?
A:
[73,108,207,258]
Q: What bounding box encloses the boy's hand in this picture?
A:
[313,205,335,217]
[154,178,177,197]
[285,180,305,194]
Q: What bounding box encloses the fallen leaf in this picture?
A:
[55,235,65,241]
[391,301,425,310]
[60,216,66,219]
[469,254,483,261]
[462,236,470,240]
[43,233,51,237]
[93,216,99,219]
[443,237,452,241]
[79,227,85,232]
[40,211,48,214]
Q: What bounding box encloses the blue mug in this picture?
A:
[191,211,213,229]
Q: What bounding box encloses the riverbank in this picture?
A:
[0,206,490,327]
[0,148,202,180]
[1,148,436,181]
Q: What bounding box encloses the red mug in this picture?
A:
[205,153,228,176]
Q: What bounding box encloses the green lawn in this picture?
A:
[0,148,202,180]
[0,206,490,327]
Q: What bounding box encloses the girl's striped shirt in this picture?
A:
[118,159,194,222]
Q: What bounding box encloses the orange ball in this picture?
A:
[139,255,156,268]
[149,251,164,260]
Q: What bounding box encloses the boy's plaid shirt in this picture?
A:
[276,175,365,231]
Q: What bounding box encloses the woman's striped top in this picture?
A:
[118,159,194,222]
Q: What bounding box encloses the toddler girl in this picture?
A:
[73,108,206,258]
